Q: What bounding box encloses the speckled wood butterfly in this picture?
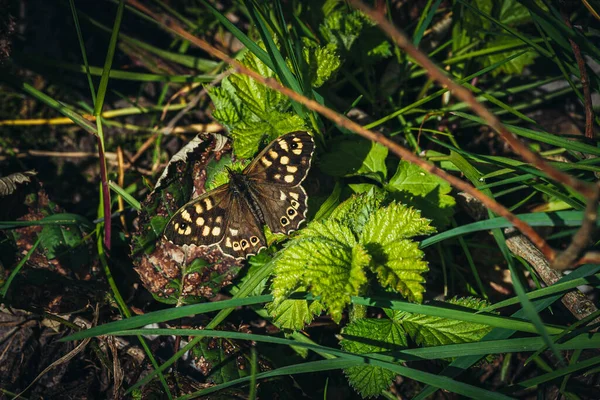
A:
[164,131,315,260]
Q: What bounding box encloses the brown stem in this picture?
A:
[562,10,595,139]
[348,0,595,199]
[552,184,600,270]
[97,136,112,251]
[125,0,556,263]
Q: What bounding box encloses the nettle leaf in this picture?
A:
[483,37,538,77]
[272,193,434,327]
[361,203,435,303]
[386,161,455,228]
[207,51,306,159]
[340,318,408,398]
[320,138,388,182]
[209,80,242,128]
[233,111,306,158]
[267,298,324,331]
[272,220,367,323]
[329,192,384,236]
[399,297,492,348]
[320,8,391,63]
[301,39,341,88]
[320,9,366,51]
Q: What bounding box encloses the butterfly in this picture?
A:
[163,131,315,260]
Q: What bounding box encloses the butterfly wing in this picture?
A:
[164,184,268,260]
[244,131,315,235]
[244,131,314,186]
[218,194,268,259]
[163,185,232,247]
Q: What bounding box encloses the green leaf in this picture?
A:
[361,201,436,242]
[320,9,366,51]
[340,318,408,398]
[273,193,435,325]
[320,138,388,182]
[482,37,537,76]
[267,298,324,331]
[386,161,455,228]
[39,224,89,271]
[189,331,255,384]
[207,51,306,159]
[329,192,384,236]
[272,220,367,323]
[399,297,493,348]
[361,203,435,303]
[301,40,341,88]
[233,112,306,159]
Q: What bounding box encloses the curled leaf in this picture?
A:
[0,170,37,196]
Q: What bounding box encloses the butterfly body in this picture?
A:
[164,131,315,260]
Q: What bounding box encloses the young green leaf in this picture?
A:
[207,51,306,158]
[386,161,455,228]
[340,318,408,398]
[272,194,435,326]
[320,138,388,183]
[272,220,367,323]
[399,297,492,347]
[267,298,324,331]
[301,39,341,88]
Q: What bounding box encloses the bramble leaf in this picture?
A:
[267,298,324,331]
[361,203,435,303]
[272,194,434,327]
[320,138,388,182]
[302,39,341,88]
[386,161,455,228]
[207,51,306,159]
[340,318,407,398]
[399,297,492,347]
[272,220,367,323]
[329,192,384,236]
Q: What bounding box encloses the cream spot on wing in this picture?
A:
[215,216,223,224]
[280,156,289,165]
[287,207,298,219]
[229,228,239,236]
[181,210,192,222]
[290,192,299,200]
[293,137,301,142]
[286,165,297,173]
[278,140,289,151]
[212,226,221,236]
[196,217,205,226]
[274,173,281,180]
[261,158,272,167]
[268,150,279,159]
[292,149,302,155]
[202,226,211,236]
[204,198,213,210]
[225,237,232,248]
[233,241,241,250]
[291,200,299,209]
[194,204,203,214]
[279,190,287,201]
[284,175,294,183]
[184,226,192,235]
